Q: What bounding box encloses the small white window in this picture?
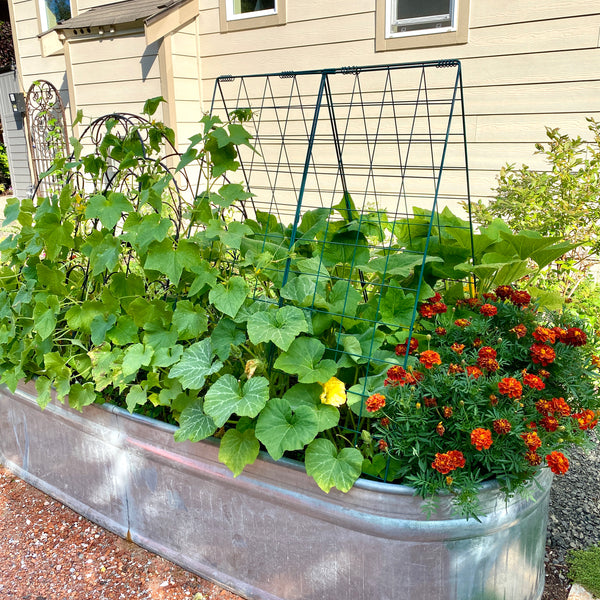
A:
[387,0,455,38]
[226,0,276,22]
[38,0,71,31]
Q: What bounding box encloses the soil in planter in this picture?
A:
[0,465,243,600]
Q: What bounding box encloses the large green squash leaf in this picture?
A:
[204,374,269,427]
[255,397,320,460]
[305,438,363,493]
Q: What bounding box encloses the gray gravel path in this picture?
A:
[545,432,600,587]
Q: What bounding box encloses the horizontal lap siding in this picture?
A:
[194,1,600,205]
[171,20,203,148]
[68,34,163,121]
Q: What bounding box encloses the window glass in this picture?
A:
[40,0,71,30]
[391,0,453,35]
[233,0,275,15]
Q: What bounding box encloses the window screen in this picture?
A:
[391,0,453,34]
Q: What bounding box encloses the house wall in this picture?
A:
[65,32,163,124]
[170,18,203,146]
[195,0,600,204]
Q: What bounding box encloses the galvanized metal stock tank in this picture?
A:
[0,382,550,600]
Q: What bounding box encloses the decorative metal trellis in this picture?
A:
[209,60,474,417]
[25,80,70,198]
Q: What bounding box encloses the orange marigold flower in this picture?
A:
[493,419,512,434]
[478,346,497,360]
[473,337,483,348]
[489,394,498,406]
[526,421,538,430]
[378,439,389,452]
[550,397,571,417]
[540,416,559,432]
[432,450,466,474]
[511,289,531,306]
[435,326,447,336]
[384,366,409,386]
[546,451,569,475]
[442,405,453,418]
[471,428,493,451]
[445,476,453,486]
[423,397,438,408]
[510,324,528,338]
[498,377,523,399]
[447,450,466,469]
[419,303,436,318]
[465,365,483,379]
[448,363,465,375]
[495,285,513,299]
[480,303,498,317]
[454,318,471,327]
[530,343,556,367]
[436,422,445,436]
[537,369,551,379]
[591,355,600,369]
[467,297,481,308]
[366,393,386,413]
[572,409,598,431]
[523,372,545,391]
[427,292,442,303]
[380,417,390,428]
[552,327,567,342]
[521,431,542,451]
[483,292,497,301]
[525,450,542,466]
[563,327,587,347]
[451,342,465,355]
[535,399,552,417]
[395,338,419,356]
[477,357,500,372]
[430,302,448,314]
[532,326,557,344]
[419,350,442,369]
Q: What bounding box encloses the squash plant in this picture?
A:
[0,98,576,494]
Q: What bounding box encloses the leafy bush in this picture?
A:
[0,99,596,514]
[469,118,600,308]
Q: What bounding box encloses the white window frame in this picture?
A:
[37,0,72,31]
[219,0,285,32]
[386,0,455,39]
[375,0,469,52]
[225,0,277,22]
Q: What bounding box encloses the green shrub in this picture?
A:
[469,118,600,315]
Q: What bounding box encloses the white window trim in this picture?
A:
[37,0,72,32]
[375,0,469,52]
[386,0,456,39]
[225,0,277,22]
[219,0,285,33]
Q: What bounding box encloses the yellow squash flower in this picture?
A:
[319,377,346,407]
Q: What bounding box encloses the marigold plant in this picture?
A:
[371,285,600,517]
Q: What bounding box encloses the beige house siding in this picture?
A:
[65,32,163,123]
[170,18,203,146]
[197,0,600,203]
[6,0,600,206]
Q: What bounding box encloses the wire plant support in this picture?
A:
[210,60,474,458]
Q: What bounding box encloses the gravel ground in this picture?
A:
[1,433,598,600]
[543,431,600,600]
[0,465,243,600]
